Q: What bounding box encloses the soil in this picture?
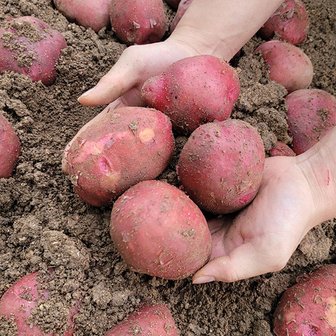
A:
[0,0,335,335]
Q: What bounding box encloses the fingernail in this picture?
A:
[79,88,94,99]
[192,276,215,284]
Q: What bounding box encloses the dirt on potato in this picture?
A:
[0,0,335,335]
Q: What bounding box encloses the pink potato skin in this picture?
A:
[285,89,336,154]
[105,304,179,335]
[62,107,174,207]
[109,0,167,45]
[0,16,66,85]
[0,272,76,336]
[274,264,336,336]
[0,114,20,178]
[110,180,212,280]
[269,141,296,157]
[141,55,240,134]
[170,0,193,32]
[177,119,265,214]
[165,0,181,10]
[256,40,313,93]
[259,0,309,45]
[54,0,110,32]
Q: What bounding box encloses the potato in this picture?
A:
[286,89,336,154]
[274,264,336,336]
[165,0,181,10]
[105,304,179,335]
[259,0,309,45]
[0,272,76,335]
[269,141,296,157]
[0,16,67,85]
[53,0,110,32]
[256,40,313,93]
[141,55,240,134]
[0,114,20,178]
[110,180,211,280]
[170,0,193,32]
[62,107,174,207]
[109,0,167,45]
[177,119,265,214]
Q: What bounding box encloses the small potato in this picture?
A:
[110,180,211,280]
[0,16,66,85]
[286,89,336,154]
[259,0,309,45]
[170,0,193,32]
[269,141,296,157]
[0,114,20,178]
[54,0,110,32]
[142,55,240,134]
[62,107,174,207]
[105,304,179,335]
[165,0,181,10]
[256,40,313,93]
[274,264,336,336]
[177,119,265,214]
[110,0,167,44]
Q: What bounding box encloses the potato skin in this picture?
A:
[105,304,179,335]
[177,119,265,214]
[0,16,66,85]
[259,0,309,45]
[110,180,211,280]
[274,264,336,336]
[0,114,20,178]
[142,55,240,134]
[110,0,167,44]
[286,89,336,154]
[256,40,313,93]
[269,141,296,157]
[62,107,174,207]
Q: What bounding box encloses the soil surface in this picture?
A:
[0,0,335,335]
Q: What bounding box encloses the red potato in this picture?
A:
[62,107,174,207]
[0,272,76,335]
[259,0,309,45]
[53,0,110,32]
[141,55,240,134]
[274,264,336,336]
[0,114,20,178]
[109,0,167,45]
[269,141,296,157]
[0,16,66,85]
[256,40,313,93]
[170,0,193,32]
[105,304,179,335]
[110,180,211,280]
[164,0,181,10]
[286,89,336,154]
[177,119,265,214]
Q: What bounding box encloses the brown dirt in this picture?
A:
[0,0,335,335]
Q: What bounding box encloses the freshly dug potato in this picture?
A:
[110,0,167,44]
[0,16,67,85]
[165,0,181,10]
[170,0,193,32]
[62,107,174,207]
[259,0,309,45]
[256,40,313,93]
[110,180,211,280]
[286,89,336,154]
[269,141,296,157]
[141,55,240,133]
[0,272,76,335]
[274,264,336,336]
[53,0,110,32]
[177,119,265,214]
[0,114,20,178]
[105,304,179,335]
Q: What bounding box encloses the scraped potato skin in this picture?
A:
[141,55,240,134]
[256,40,313,93]
[0,272,76,336]
[177,119,265,214]
[105,304,180,335]
[286,89,336,154]
[274,264,336,336]
[0,114,20,178]
[0,16,66,85]
[110,180,211,280]
[269,141,296,157]
[259,0,309,45]
[110,0,167,44]
[53,0,110,32]
[170,0,193,32]
[62,107,174,207]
